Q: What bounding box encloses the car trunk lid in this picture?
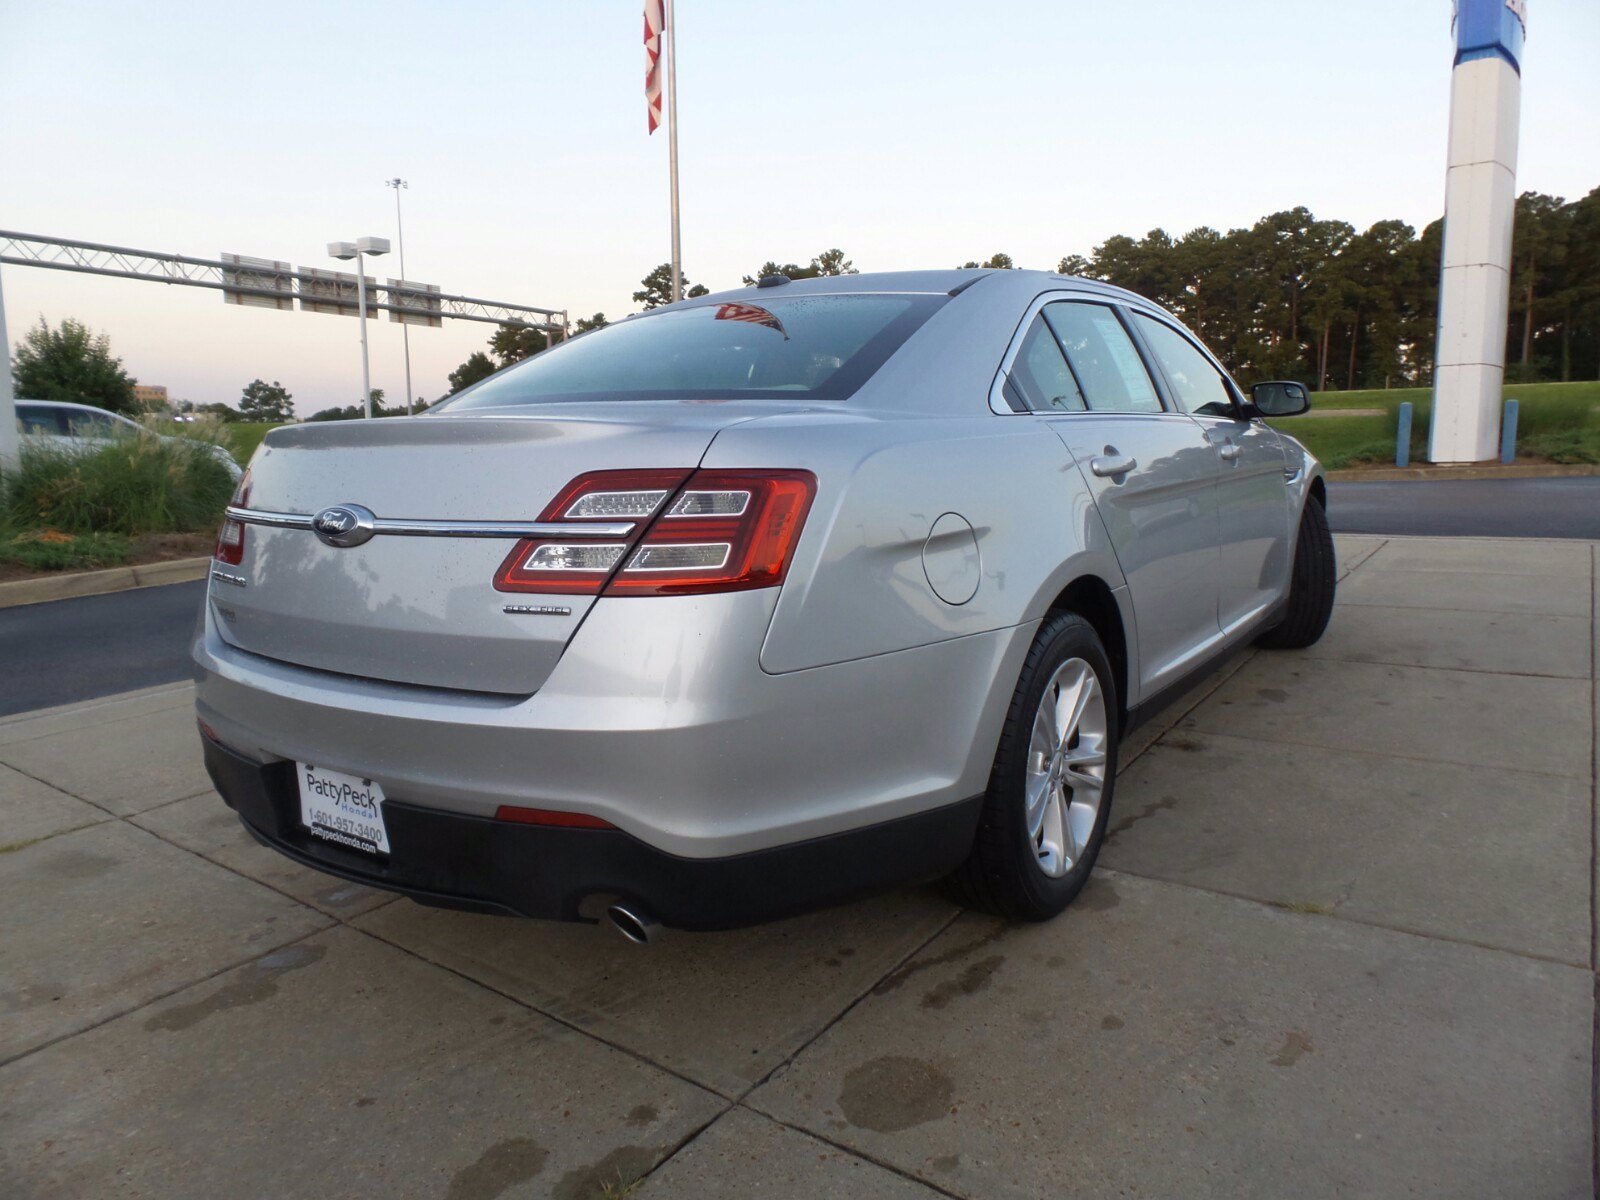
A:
[213,405,769,693]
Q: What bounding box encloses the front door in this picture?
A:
[1130,312,1292,633]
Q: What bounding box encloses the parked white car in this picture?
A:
[15,399,243,481]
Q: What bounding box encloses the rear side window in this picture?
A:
[16,404,64,435]
[1132,314,1238,418]
[438,294,946,409]
[1042,303,1163,415]
[1007,313,1086,413]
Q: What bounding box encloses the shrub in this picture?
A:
[3,434,235,536]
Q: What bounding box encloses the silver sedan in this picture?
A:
[194,268,1332,939]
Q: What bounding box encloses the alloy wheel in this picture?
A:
[1024,657,1109,878]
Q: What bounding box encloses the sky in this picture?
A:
[2,0,1597,415]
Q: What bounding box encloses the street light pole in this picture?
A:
[386,178,414,415]
[354,256,372,419]
[329,237,389,419]
[0,263,19,475]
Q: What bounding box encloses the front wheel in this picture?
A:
[1256,495,1336,650]
[947,612,1119,921]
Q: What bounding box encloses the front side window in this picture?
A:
[1042,303,1163,415]
[1007,312,1086,413]
[1132,314,1238,418]
[437,294,945,410]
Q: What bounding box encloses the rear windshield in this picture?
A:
[436,293,944,409]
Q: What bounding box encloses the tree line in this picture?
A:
[448,188,1597,394]
[1056,189,1599,389]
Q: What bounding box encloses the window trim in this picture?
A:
[987,292,1177,418]
[1123,309,1250,422]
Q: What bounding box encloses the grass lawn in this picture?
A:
[1278,380,1600,468]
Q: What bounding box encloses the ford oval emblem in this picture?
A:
[312,503,377,548]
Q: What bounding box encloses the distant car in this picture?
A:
[194,269,1332,940]
[15,399,243,480]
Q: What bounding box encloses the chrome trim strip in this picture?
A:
[224,506,635,540]
[225,506,314,531]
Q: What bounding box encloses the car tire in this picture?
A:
[1256,495,1336,650]
[948,611,1119,922]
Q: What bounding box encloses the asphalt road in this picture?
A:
[1327,476,1600,539]
[2,477,1594,717]
[0,579,204,717]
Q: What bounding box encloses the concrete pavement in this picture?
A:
[1,534,1594,1199]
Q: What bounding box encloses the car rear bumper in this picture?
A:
[204,734,981,929]
[194,589,1033,859]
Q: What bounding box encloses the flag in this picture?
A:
[644,0,665,134]
[715,303,789,339]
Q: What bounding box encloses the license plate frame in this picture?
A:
[296,763,390,857]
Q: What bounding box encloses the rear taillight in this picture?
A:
[493,468,817,597]
[214,473,251,566]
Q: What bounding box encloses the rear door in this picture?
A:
[1129,312,1291,634]
[1000,298,1224,697]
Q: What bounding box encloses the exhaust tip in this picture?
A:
[606,902,659,946]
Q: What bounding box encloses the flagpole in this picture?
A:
[664,0,682,302]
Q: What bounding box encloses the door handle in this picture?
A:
[1089,454,1138,478]
[1217,443,1241,463]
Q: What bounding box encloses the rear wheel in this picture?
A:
[948,612,1118,921]
[1256,495,1336,650]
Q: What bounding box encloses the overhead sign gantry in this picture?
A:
[0,230,568,468]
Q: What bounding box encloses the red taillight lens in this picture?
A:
[493,468,816,597]
[494,469,692,594]
[608,470,816,595]
[214,473,250,566]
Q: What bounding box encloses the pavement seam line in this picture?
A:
[1335,598,1593,618]
[0,681,193,728]
[620,1098,743,1195]
[0,760,121,816]
[736,1107,972,1200]
[1095,866,1594,973]
[1139,724,1596,786]
[1171,724,1592,784]
[728,904,967,1106]
[0,695,196,747]
[344,920,731,1100]
[1118,649,1257,775]
[0,923,332,1072]
[1293,649,1589,683]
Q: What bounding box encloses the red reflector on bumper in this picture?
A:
[494,805,616,830]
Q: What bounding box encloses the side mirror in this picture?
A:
[1249,381,1311,418]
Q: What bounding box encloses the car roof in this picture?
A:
[687,268,1156,311]
[16,399,125,415]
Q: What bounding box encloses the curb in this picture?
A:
[1327,463,1600,483]
[0,556,211,610]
